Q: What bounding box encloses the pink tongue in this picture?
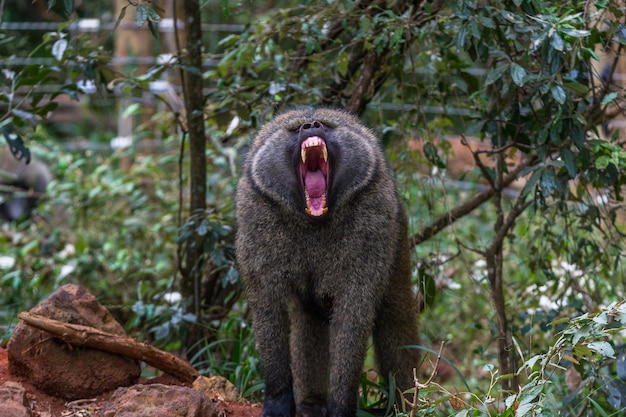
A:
[304,170,326,197]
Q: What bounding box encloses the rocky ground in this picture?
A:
[0,283,450,417]
[0,345,262,417]
[0,282,264,417]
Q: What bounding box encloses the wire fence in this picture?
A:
[2,18,242,152]
[3,18,621,153]
[0,19,246,33]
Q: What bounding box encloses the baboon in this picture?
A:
[235,108,420,417]
[0,146,52,222]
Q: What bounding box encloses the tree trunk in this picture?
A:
[483,146,530,392]
[486,244,518,393]
[179,0,207,356]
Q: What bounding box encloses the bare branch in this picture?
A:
[409,159,534,247]
[18,312,199,384]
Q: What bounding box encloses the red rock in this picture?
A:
[98,383,218,417]
[0,381,32,417]
[7,284,140,400]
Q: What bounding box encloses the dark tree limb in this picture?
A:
[17,312,200,384]
[285,0,448,116]
[347,49,380,115]
[178,0,207,355]
[285,0,378,76]
[321,43,366,108]
[409,160,533,247]
[485,193,532,392]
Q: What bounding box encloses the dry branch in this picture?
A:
[409,159,533,247]
[17,312,200,384]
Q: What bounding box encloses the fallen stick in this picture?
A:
[17,311,200,384]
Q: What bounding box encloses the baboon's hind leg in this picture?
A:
[373,289,420,407]
[291,302,331,417]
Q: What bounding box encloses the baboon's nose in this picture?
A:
[299,121,326,139]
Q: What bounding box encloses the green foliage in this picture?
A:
[0,146,178,325]
[449,0,626,200]
[47,0,75,16]
[114,0,164,39]
[1,22,111,143]
[189,312,263,398]
[508,301,626,416]
[209,1,438,123]
[383,303,626,416]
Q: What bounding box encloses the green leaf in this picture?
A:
[337,50,349,77]
[563,80,589,95]
[572,125,585,149]
[485,64,508,85]
[561,148,577,178]
[551,32,564,51]
[360,16,371,32]
[521,354,542,370]
[551,84,566,104]
[220,0,230,18]
[518,383,544,408]
[593,311,609,325]
[559,12,583,24]
[114,5,128,33]
[423,142,446,169]
[601,92,618,106]
[418,267,437,309]
[455,25,467,52]
[541,168,561,195]
[12,108,38,125]
[600,162,618,186]
[392,27,404,48]
[511,63,526,86]
[478,16,495,29]
[197,219,208,236]
[596,155,610,170]
[582,47,599,61]
[550,116,562,144]
[148,20,160,39]
[63,0,74,15]
[561,28,589,38]
[52,39,68,61]
[501,10,523,24]
[136,4,148,27]
[588,341,615,358]
[590,397,613,417]
[515,403,534,417]
[147,6,162,23]
[180,64,203,77]
[614,304,626,324]
[520,168,541,197]
[122,103,141,118]
[47,0,56,11]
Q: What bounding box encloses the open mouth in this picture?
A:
[300,136,329,217]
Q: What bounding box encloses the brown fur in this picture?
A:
[235,108,420,417]
[0,146,52,221]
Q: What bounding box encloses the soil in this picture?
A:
[0,345,262,417]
